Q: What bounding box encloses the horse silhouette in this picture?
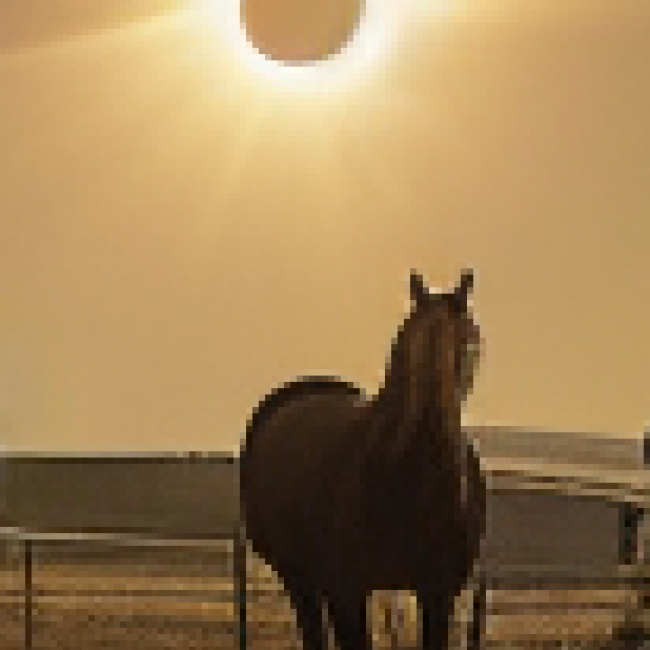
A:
[240,269,486,650]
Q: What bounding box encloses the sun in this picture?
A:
[197,0,409,95]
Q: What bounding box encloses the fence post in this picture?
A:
[468,572,486,650]
[618,429,648,566]
[620,501,642,565]
[234,523,248,650]
[24,537,33,650]
[639,427,648,611]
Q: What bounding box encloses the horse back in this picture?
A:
[242,375,362,455]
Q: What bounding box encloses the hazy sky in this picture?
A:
[0,0,648,451]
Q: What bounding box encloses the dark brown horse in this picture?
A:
[240,269,486,650]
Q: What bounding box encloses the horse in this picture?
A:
[240,269,486,650]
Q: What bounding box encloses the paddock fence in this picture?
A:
[0,512,646,650]
[0,439,647,650]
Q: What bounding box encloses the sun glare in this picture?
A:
[196,0,429,96]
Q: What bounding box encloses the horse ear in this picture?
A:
[455,268,474,300]
[409,270,429,306]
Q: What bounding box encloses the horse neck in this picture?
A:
[369,359,462,467]
[363,376,463,524]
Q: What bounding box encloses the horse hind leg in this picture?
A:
[327,592,373,650]
[282,575,328,650]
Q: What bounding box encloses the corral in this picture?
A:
[0,425,647,650]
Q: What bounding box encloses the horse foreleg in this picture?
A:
[420,589,457,650]
[328,592,373,650]
[284,577,328,650]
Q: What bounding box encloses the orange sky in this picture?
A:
[0,0,648,451]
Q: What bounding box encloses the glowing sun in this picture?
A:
[199,0,401,93]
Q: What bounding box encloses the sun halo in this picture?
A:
[196,0,405,96]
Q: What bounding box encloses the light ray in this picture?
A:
[214,99,270,211]
[59,0,468,274]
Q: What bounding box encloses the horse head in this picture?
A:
[407,267,482,408]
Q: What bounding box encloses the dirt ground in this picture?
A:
[0,551,637,650]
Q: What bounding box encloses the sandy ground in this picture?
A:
[0,552,636,650]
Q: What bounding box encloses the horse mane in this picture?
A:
[372,302,466,465]
[376,312,417,400]
[243,375,364,456]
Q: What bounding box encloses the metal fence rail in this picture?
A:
[473,564,648,650]
[0,526,645,650]
[0,526,250,650]
[1,452,647,650]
